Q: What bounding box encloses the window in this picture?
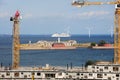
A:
[97,74,103,78]
[108,77,111,80]
[24,75,27,78]
[113,67,119,71]
[66,73,68,75]
[1,75,4,78]
[45,74,55,78]
[21,72,23,74]
[77,73,80,76]
[104,74,107,76]
[6,72,10,76]
[97,67,99,69]
[58,73,62,76]
[100,69,103,72]
[116,74,119,77]
[37,72,41,76]
[84,75,88,78]
[116,78,119,80]
[69,75,72,78]
[32,72,35,75]
[89,73,92,76]
[14,72,19,77]
[104,66,108,69]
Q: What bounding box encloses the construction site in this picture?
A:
[0,0,120,80]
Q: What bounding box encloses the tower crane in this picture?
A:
[72,0,120,64]
[10,11,20,69]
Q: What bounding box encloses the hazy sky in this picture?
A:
[0,0,115,35]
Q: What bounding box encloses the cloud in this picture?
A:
[19,11,110,20]
[36,13,66,19]
[39,11,110,20]
[77,11,110,17]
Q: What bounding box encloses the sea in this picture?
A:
[0,34,114,67]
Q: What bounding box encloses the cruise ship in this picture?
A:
[51,33,71,37]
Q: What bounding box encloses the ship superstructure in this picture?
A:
[51,27,71,37]
[51,33,71,37]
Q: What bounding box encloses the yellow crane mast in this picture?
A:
[10,11,20,69]
[72,0,120,64]
[114,7,120,64]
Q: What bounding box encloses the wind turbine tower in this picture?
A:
[110,26,113,38]
[86,27,92,38]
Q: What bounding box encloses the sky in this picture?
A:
[0,0,115,35]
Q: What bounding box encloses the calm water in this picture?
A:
[0,35,114,67]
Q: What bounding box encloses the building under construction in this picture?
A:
[0,0,120,79]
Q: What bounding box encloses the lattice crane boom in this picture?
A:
[72,0,119,7]
[10,10,20,69]
[72,0,120,64]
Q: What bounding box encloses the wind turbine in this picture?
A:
[86,27,93,38]
[108,26,113,38]
[110,26,113,38]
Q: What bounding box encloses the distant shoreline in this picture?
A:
[0,34,114,36]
